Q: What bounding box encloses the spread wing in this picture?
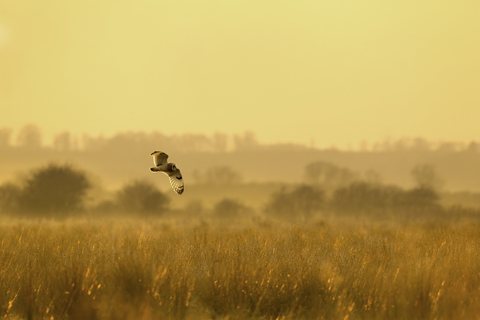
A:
[166,168,184,195]
[151,151,168,167]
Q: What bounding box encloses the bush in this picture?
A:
[331,182,403,215]
[16,163,91,217]
[331,182,441,217]
[212,198,251,220]
[116,180,170,215]
[403,187,439,207]
[264,185,325,222]
[399,187,442,215]
[304,161,359,190]
[411,164,444,190]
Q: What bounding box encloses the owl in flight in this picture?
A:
[150,151,184,195]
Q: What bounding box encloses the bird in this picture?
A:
[150,151,184,195]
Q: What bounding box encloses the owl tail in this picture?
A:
[150,167,162,172]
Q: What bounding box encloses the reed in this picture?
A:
[0,219,479,319]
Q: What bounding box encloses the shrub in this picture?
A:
[212,198,251,220]
[16,163,91,217]
[116,180,170,215]
[264,184,325,222]
[304,161,359,190]
[331,182,403,215]
[331,182,442,217]
[399,187,442,214]
[411,163,444,190]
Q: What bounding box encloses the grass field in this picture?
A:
[1,218,480,319]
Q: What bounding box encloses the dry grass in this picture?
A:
[1,218,480,319]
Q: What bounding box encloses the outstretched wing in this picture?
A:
[151,151,168,166]
[166,167,184,195]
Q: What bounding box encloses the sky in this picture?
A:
[0,0,479,149]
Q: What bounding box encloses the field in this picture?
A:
[1,218,480,320]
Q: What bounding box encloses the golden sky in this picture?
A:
[1,0,479,148]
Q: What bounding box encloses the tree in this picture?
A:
[53,131,73,151]
[411,164,444,190]
[304,161,359,190]
[0,127,13,148]
[16,124,42,148]
[212,132,228,152]
[364,169,382,184]
[233,131,258,151]
[402,187,440,211]
[331,182,403,215]
[212,198,250,220]
[331,181,442,217]
[465,141,478,153]
[17,163,91,217]
[193,166,243,185]
[116,180,170,215]
[264,185,325,222]
[411,137,432,152]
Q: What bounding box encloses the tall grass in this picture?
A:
[1,219,480,319]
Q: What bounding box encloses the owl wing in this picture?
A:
[166,167,184,195]
[151,151,168,166]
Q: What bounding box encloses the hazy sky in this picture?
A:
[1,1,479,148]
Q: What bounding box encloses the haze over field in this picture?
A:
[1,1,479,148]
[1,1,480,217]
[2,4,480,319]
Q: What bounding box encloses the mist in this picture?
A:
[1,124,480,222]
[2,2,480,318]
[1,1,480,148]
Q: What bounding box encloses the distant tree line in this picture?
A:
[0,124,263,153]
[1,124,479,154]
[261,182,442,222]
[261,162,460,222]
[0,161,479,222]
[192,166,244,185]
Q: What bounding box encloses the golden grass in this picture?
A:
[1,219,480,319]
